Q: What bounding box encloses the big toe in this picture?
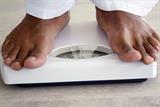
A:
[119,50,142,62]
[24,53,47,68]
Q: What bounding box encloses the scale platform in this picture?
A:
[0,21,157,86]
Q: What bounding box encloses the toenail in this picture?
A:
[11,62,22,70]
[4,55,8,58]
[127,50,139,55]
[5,58,12,65]
[29,56,36,60]
[6,57,11,60]
[13,62,20,66]
[152,54,158,60]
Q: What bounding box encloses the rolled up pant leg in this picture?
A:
[91,0,159,16]
[25,0,76,19]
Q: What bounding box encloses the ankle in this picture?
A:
[21,12,70,26]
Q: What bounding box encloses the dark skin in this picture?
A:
[96,8,160,64]
[1,8,160,70]
[1,12,70,70]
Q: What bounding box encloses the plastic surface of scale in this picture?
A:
[0,21,157,85]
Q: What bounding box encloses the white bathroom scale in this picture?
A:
[0,21,157,86]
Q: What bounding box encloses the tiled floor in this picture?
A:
[0,0,160,107]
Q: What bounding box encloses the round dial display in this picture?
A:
[56,50,108,59]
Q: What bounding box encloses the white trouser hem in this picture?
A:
[91,0,159,16]
[25,0,75,19]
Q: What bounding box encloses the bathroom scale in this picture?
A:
[0,21,157,86]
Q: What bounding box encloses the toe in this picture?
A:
[1,38,10,56]
[4,46,20,65]
[137,42,154,64]
[10,48,30,70]
[112,41,141,62]
[119,49,142,62]
[2,42,14,59]
[10,62,21,71]
[24,49,47,68]
[142,55,154,65]
[148,36,160,52]
[3,45,15,65]
[152,32,160,42]
[144,41,158,60]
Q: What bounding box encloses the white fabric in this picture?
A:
[25,0,158,19]
[91,0,159,17]
[25,0,76,19]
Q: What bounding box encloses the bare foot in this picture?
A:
[96,8,160,64]
[1,12,69,70]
